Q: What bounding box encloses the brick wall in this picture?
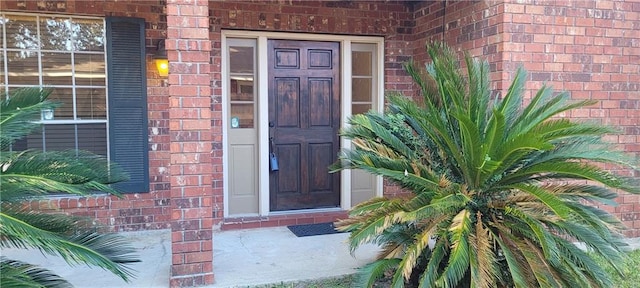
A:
[501,0,639,237]
[414,0,506,90]
[413,0,640,237]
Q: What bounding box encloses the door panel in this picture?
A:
[268,40,340,211]
[275,78,300,127]
[276,144,301,193]
[309,143,334,191]
[309,79,332,126]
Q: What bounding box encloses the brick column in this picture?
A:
[166,0,214,286]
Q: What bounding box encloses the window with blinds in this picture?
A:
[1,13,149,193]
[1,13,108,156]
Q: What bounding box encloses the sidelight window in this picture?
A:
[228,39,256,129]
[351,43,377,115]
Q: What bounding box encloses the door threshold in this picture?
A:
[268,207,344,216]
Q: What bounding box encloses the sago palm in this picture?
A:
[332,43,639,288]
[0,87,139,287]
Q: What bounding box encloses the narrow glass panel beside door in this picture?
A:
[227,39,260,215]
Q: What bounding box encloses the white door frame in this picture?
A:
[222,30,384,218]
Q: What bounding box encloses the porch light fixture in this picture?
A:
[154,39,169,77]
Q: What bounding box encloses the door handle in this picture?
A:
[269,136,279,171]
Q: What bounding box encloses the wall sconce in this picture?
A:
[154,39,169,77]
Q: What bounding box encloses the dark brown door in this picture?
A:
[268,40,341,211]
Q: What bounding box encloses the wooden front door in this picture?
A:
[268,40,341,211]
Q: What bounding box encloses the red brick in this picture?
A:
[171,231,183,242]
[184,208,210,219]
[512,14,533,23]
[204,273,215,285]
[543,63,563,71]
[555,35,575,44]
[260,220,280,228]
[177,51,210,62]
[173,242,202,254]
[277,219,298,226]
[185,251,213,263]
[296,217,315,225]
[171,263,204,276]
[221,222,242,230]
[172,254,184,265]
[525,5,545,15]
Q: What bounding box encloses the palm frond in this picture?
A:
[563,201,626,234]
[535,139,632,168]
[516,239,565,288]
[417,239,448,288]
[403,193,468,223]
[337,199,407,252]
[0,209,138,281]
[0,205,82,239]
[1,150,127,201]
[553,236,614,287]
[492,223,536,288]
[0,88,58,150]
[534,118,618,141]
[469,212,497,288]
[511,84,555,131]
[503,206,560,265]
[346,197,394,217]
[436,209,472,288]
[502,161,639,194]
[0,257,72,288]
[510,183,572,218]
[549,220,625,271]
[395,220,437,282]
[355,258,402,288]
[481,108,506,177]
[497,67,526,127]
[451,111,483,186]
[489,131,551,178]
[464,54,491,129]
[378,242,405,260]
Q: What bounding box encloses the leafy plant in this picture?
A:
[0,87,139,287]
[332,43,639,288]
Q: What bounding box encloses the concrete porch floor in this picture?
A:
[3,228,639,288]
[1,226,379,288]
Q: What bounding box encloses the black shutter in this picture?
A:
[106,17,149,193]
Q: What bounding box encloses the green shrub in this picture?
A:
[0,88,139,287]
[332,43,639,288]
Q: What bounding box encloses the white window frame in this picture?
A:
[222,30,384,217]
[0,12,109,157]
